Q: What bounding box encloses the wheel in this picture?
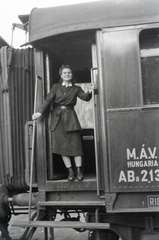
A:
[88,229,119,240]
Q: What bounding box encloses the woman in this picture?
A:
[32,64,92,181]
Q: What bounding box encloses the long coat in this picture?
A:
[39,81,92,132]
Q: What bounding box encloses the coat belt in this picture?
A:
[58,106,73,110]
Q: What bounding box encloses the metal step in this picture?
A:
[37,200,105,207]
[12,220,110,230]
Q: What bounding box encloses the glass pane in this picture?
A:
[140,28,159,105]
[141,56,159,104]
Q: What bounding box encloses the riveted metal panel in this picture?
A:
[108,110,159,193]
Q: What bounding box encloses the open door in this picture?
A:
[91,31,108,197]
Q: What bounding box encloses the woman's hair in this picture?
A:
[59,64,74,76]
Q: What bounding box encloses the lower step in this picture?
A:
[37,200,105,207]
[12,220,110,230]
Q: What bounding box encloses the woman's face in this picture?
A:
[61,68,73,81]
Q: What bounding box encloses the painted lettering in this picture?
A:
[126,145,158,160]
[127,160,158,168]
[118,171,127,182]
[149,197,159,206]
[148,147,157,159]
[127,148,136,160]
[127,171,135,182]
[118,170,135,182]
[140,146,148,159]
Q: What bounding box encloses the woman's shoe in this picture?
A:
[77,167,84,181]
[68,167,75,181]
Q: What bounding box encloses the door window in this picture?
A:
[140,28,159,105]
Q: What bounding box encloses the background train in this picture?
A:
[0,0,159,239]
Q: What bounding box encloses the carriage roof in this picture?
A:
[27,0,159,45]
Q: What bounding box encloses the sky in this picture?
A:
[0,0,100,48]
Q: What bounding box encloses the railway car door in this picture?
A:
[91,31,107,197]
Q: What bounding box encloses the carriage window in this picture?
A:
[140,28,159,105]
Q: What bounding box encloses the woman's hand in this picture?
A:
[89,83,94,93]
[32,112,42,120]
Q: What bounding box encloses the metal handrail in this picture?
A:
[28,75,38,222]
[90,67,100,196]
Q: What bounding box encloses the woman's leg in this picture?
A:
[74,156,84,181]
[74,156,82,167]
[62,156,74,181]
[62,156,72,168]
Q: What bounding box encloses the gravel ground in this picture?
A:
[8,213,89,240]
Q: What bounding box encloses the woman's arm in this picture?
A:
[76,84,93,101]
[32,84,56,120]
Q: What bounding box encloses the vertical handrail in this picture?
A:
[95,208,100,240]
[90,67,100,196]
[45,53,53,180]
[28,75,38,222]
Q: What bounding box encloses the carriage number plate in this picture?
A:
[147,195,159,207]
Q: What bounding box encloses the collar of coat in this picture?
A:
[62,81,73,87]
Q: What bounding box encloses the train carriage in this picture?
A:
[0,0,159,239]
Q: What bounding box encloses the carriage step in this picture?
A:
[37,200,105,207]
[12,220,110,230]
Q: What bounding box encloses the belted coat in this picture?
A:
[39,80,92,132]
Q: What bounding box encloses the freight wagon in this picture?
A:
[0,0,159,239]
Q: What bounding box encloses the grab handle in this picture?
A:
[90,67,100,197]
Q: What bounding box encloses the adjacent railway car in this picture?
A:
[0,0,159,239]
